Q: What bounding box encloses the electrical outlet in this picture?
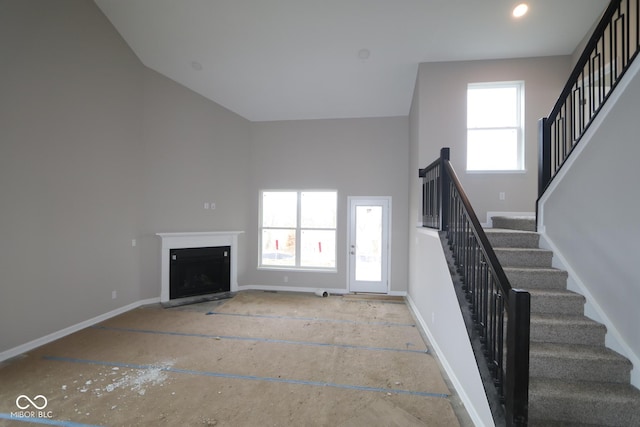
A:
[204,202,210,209]
[210,202,216,210]
[112,290,117,300]
[499,192,506,200]
[284,276,288,283]
[131,239,136,247]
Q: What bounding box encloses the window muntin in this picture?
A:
[260,190,337,270]
[467,81,524,171]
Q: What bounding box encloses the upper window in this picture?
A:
[467,81,525,171]
[259,190,337,270]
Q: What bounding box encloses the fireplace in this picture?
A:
[156,231,243,303]
[170,246,230,299]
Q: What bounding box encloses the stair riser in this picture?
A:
[530,323,606,346]
[505,269,568,290]
[529,396,640,426]
[492,217,536,232]
[530,295,585,315]
[486,233,540,249]
[495,250,553,268]
[530,356,631,383]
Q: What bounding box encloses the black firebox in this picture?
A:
[169,246,231,300]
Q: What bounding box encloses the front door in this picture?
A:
[348,197,390,293]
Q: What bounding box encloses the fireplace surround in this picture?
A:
[156,231,243,303]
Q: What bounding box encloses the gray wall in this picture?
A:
[414,57,571,223]
[0,0,252,354]
[0,0,144,352]
[138,68,251,299]
[245,118,410,293]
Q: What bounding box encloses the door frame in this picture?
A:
[346,196,391,294]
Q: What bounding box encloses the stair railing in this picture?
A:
[539,0,639,197]
[420,148,531,427]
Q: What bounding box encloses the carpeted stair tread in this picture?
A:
[530,342,630,363]
[527,288,585,315]
[485,228,540,248]
[530,342,632,383]
[529,377,640,426]
[530,313,607,345]
[503,266,568,290]
[494,247,554,268]
[529,421,611,427]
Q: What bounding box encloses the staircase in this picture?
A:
[486,216,640,426]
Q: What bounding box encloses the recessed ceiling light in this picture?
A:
[513,3,529,18]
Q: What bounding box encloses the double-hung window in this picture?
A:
[259,190,337,270]
[467,81,525,171]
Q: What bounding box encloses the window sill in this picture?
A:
[466,169,527,174]
[258,266,338,273]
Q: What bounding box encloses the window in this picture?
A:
[259,190,337,270]
[467,81,524,171]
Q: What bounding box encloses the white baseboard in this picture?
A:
[237,284,349,295]
[238,284,406,297]
[0,297,160,363]
[387,290,408,297]
[405,294,489,427]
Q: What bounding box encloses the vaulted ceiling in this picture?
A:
[94,0,608,122]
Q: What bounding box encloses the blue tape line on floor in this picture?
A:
[42,356,449,399]
[0,414,103,427]
[204,310,417,328]
[91,325,428,354]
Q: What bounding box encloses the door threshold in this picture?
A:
[342,293,404,302]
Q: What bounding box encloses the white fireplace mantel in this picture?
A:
[156,231,243,303]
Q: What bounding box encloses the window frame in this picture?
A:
[466,80,525,172]
[258,189,338,272]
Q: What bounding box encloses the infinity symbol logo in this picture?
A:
[16,394,48,410]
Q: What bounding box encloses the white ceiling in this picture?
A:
[94,0,608,122]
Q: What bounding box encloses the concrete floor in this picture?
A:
[0,291,472,426]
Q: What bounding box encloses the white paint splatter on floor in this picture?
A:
[67,360,176,398]
[104,360,175,395]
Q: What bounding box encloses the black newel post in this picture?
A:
[538,117,551,198]
[439,147,450,232]
[505,289,530,427]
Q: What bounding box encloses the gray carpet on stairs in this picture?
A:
[485,216,640,426]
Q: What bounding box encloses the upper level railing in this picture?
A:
[539,0,640,196]
[420,148,530,427]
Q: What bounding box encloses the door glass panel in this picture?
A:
[355,206,382,281]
